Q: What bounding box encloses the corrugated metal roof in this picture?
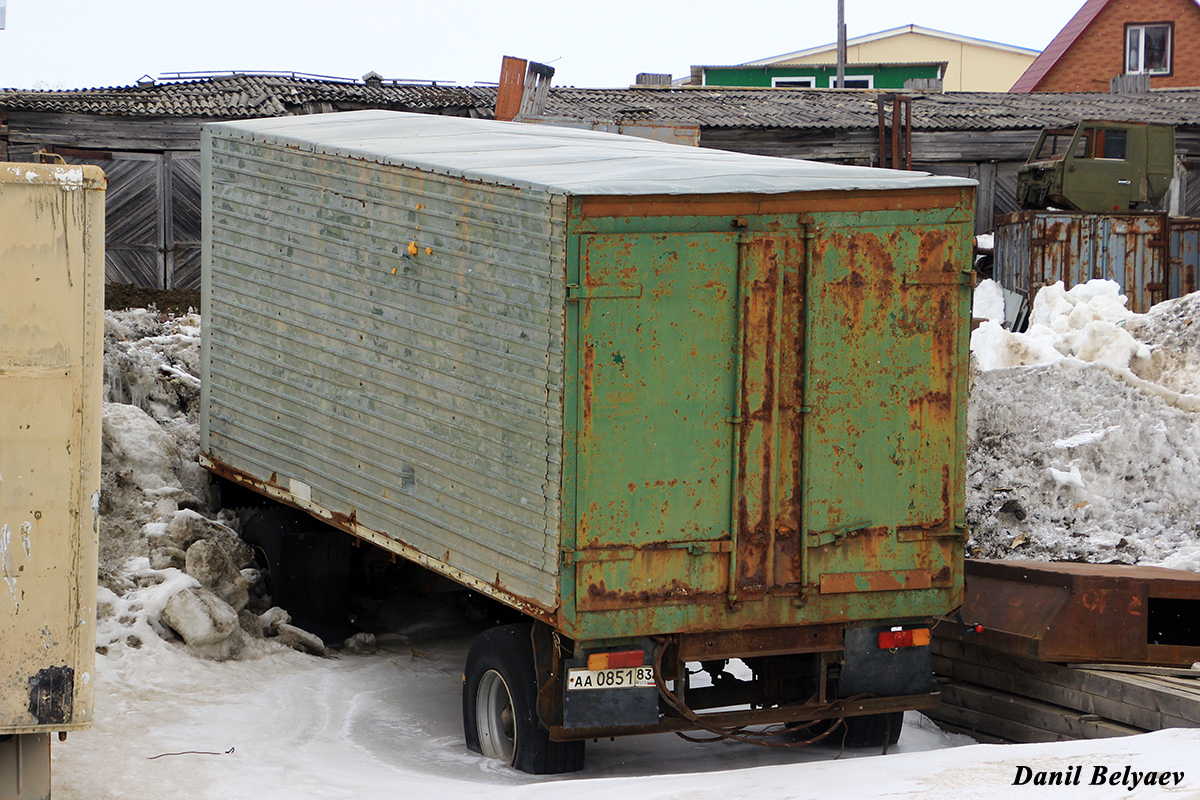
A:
[697,61,949,70]
[541,86,1200,130]
[8,74,1200,133]
[211,109,974,196]
[0,74,496,118]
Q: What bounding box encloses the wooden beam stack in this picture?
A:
[927,637,1200,743]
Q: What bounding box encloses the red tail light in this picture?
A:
[877,628,931,649]
[587,649,645,670]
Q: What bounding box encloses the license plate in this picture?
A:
[566,666,656,691]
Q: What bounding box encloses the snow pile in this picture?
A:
[971,278,1004,324]
[971,280,1151,372]
[1125,290,1200,397]
[968,281,1200,570]
[99,310,332,662]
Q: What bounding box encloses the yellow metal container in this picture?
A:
[0,163,105,761]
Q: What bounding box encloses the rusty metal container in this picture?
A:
[0,163,105,797]
[938,559,1200,666]
[1168,217,1200,300]
[201,111,973,648]
[994,210,1170,319]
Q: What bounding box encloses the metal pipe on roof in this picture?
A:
[837,0,846,88]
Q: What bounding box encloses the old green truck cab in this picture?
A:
[1017,120,1175,213]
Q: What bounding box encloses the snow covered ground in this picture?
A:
[50,284,1200,798]
[50,615,1200,799]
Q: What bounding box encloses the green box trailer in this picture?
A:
[1,163,105,799]
[200,110,975,772]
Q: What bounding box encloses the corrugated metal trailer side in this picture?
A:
[201,128,568,615]
[1,163,105,798]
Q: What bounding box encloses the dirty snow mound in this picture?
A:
[968,281,1200,569]
[971,280,1150,372]
[1125,291,1200,397]
[99,309,327,662]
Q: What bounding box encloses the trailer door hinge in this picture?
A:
[903,271,973,286]
[567,283,643,301]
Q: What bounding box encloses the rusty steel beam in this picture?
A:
[576,188,972,219]
[937,559,1200,666]
[549,691,940,741]
[892,95,901,170]
[878,99,887,168]
[677,623,845,661]
[905,96,913,169]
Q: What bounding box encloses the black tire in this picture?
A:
[241,506,355,644]
[832,711,904,749]
[462,624,584,774]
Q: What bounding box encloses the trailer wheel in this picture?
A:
[240,506,355,643]
[834,711,904,749]
[462,624,584,774]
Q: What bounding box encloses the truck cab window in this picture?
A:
[1074,132,1092,159]
[1100,129,1128,160]
[1033,129,1075,161]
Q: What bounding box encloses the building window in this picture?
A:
[771,76,815,88]
[832,75,874,89]
[1126,23,1172,75]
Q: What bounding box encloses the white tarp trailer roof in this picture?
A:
[205,109,975,197]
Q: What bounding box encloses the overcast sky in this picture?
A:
[1,0,1086,90]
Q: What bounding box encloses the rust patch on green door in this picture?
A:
[804,221,970,593]
[575,232,739,611]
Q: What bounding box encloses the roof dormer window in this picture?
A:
[1126,23,1172,75]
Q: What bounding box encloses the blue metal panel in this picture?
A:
[995,211,1169,315]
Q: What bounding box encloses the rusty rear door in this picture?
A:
[570,230,739,618]
[800,217,971,618]
[565,221,808,638]
[563,200,970,641]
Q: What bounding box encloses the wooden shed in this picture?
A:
[532,87,1200,231]
[0,73,494,289]
[8,74,1200,287]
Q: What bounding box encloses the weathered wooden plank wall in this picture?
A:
[8,105,1200,286]
[169,153,203,290]
[700,128,1049,165]
[6,111,205,151]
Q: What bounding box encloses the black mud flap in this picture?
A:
[839,624,933,698]
[562,652,659,730]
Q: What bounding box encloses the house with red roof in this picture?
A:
[1012,0,1200,91]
